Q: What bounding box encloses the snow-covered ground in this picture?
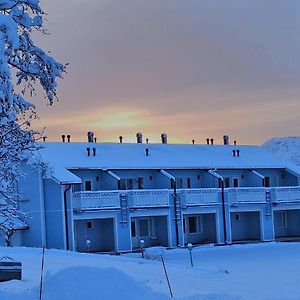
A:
[263,136,300,166]
[1,243,300,300]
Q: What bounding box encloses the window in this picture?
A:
[84,180,92,191]
[224,177,230,188]
[187,178,191,189]
[127,179,134,190]
[264,177,270,187]
[235,213,240,221]
[139,219,154,237]
[233,178,239,188]
[87,221,92,229]
[177,178,183,189]
[274,211,287,228]
[138,178,144,190]
[131,221,136,237]
[187,216,203,234]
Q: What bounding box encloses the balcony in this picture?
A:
[127,189,170,208]
[227,187,266,205]
[273,187,300,203]
[179,188,219,206]
[73,191,121,210]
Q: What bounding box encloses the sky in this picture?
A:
[31,0,300,145]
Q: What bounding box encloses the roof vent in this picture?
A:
[146,138,149,144]
[145,148,149,156]
[86,147,91,156]
[94,137,97,143]
[192,139,195,145]
[223,135,229,145]
[43,136,47,142]
[234,140,237,145]
[67,134,71,143]
[92,147,96,156]
[62,135,65,142]
[87,131,94,143]
[206,138,210,145]
[136,132,143,144]
[210,138,214,145]
[119,136,123,143]
[161,133,167,144]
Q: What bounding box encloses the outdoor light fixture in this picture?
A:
[187,243,194,267]
[140,239,145,258]
[86,239,91,253]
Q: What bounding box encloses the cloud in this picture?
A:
[33,0,300,144]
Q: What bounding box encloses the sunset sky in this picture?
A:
[32,0,300,145]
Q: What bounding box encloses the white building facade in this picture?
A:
[4,134,300,252]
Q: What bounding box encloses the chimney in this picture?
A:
[62,135,65,142]
[206,138,210,145]
[136,132,143,144]
[192,139,195,145]
[67,134,71,142]
[161,133,167,144]
[92,147,96,156]
[87,147,91,156]
[234,140,237,145]
[210,138,214,145]
[145,148,149,156]
[119,136,123,143]
[43,136,47,142]
[223,135,229,145]
[236,149,240,157]
[232,150,236,157]
[87,131,94,143]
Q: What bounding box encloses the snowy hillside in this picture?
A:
[263,136,300,166]
[1,243,300,300]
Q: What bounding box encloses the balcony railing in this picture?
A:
[227,187,266,204]
[179,188,219,206]
[73,191,121,210]
[273,187,300,202]
[127,189,170,207]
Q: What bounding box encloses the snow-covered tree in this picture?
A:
[0,0,66,245]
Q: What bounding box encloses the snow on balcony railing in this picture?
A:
[179,188,219,206]
[227,187,266,204]
[273,186,300,202]
[127,189,170,207]
[73,191,121,210]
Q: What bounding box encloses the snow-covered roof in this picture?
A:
[36,142,300,184]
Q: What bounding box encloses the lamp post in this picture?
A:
[140,239,145,258]
[187,243,193,267]
[86,239,91,253]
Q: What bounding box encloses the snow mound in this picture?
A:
[263,136,300,166]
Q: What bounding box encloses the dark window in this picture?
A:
[131,221,136,237]
[96,176,99,182]
[127,179,134,190]
[177,178,183,189]
[187,178,191,189]
[139,219,149,236]
[233,178,239,188]
[84,180,92,191]
[224,177,230,188]
[197,175,201,180]
[149,176,153,181]
[264,177,270,187]
[138,178,144,190]
[188,217,198,233]
[235,214,240,221]
[119,179,126,190]
[87,221,92,229]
